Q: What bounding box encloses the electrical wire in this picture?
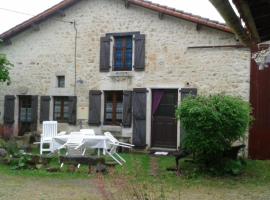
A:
[0,7,74,24]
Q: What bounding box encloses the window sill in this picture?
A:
[107,71,134,78]
[101,125,122,133]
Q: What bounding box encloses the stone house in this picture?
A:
[0,0,250,150]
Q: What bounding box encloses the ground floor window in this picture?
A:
[53,96,69,122]
[104,91,123,125]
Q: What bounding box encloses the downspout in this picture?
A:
[233,0,260,43]
[209,0,251,46]
[73,20,78,96]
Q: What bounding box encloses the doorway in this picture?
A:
[151,89,178,148]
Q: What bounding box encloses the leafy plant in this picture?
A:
[0,138,6,149]
[0,53,13,84]
[176,94,252,174]
[10,153,33,170]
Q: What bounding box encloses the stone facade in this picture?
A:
[0,0,250,148]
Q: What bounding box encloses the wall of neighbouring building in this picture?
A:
[0,0,250,148]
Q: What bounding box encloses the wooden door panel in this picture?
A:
[249,57,270,159]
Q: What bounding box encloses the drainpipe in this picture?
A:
[209,0,252,46]
[73,20,78,96]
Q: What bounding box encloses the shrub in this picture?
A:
[176,94,252,174]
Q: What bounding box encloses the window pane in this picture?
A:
[106,113,112,119]
[57,76,65,88]
[26,108,32,121]
[114,36,133,71]
[53,97,69,122]
[104,91,123,124]
[106,102,112,112]
[116,102,123,112]
[116,113,122,120]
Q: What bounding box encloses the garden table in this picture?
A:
[52,133,111,155]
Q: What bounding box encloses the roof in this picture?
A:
[233,0,270,42]
[0,0,232,41]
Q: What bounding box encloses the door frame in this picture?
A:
[150,88,179,148]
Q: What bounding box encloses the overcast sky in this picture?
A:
[0,0,225,34]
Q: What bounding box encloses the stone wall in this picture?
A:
[0,0,250,146]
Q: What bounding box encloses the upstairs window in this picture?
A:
[104,91,123,125]
[57,76,65,88]
[100,32,145,72]
[113,36,133,71]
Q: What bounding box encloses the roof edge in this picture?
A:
[0,0,80,41]
[0,0,232,41]
[129,0,232,33]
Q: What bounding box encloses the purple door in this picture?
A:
[151,89,178,148]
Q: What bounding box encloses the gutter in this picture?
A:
[209,0,252,46]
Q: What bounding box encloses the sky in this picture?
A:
[0,0,225,34]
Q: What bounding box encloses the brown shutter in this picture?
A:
[180,88,197,147]
[134,34,145,71]
[68,96,77,125]
[122,91,132,127]
[132,88,147,148]
[88,90,102,125]
[40,96,51,122]
[100,36,111,72]
[4,95,15,124]
[31,95,38,124]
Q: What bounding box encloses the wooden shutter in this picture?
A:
[180,88,197,147]
[134,34,146,71]
[122,91,132,127]
[132,88,147,148]
[88,90,102,125]
[68,96,77,125]
[100,36,111,72]
[40,96,51,122]
[31,95,38,124]
[4,95,15,124]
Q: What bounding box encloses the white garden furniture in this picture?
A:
[104,132,134,165]
[39,121,64,155]
[80,129,95,136]
[57,132,86,168]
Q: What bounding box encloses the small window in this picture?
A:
[57,76,65,88]
[113,36,133,71]
[53,96,69,122]
[104,91,123,125]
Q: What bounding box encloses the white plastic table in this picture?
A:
[52,134,110,155]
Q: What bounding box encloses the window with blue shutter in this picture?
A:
[113,36,133,71]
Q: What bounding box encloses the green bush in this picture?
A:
[176,94,252,174]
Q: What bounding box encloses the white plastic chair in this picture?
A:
[39,121,58,155]
[58,132,86,168]
[80,129,95,136]
[104,132,134,165]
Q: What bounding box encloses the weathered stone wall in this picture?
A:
[0,0,250,146]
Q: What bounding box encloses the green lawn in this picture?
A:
[0,153,270,200]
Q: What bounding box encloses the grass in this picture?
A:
[1,153,270,187]
[1,153,270,199]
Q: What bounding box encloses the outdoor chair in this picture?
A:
[39,121,62,155]
[104,132,134,165]
[58,132,86,168]
[80,129,95,136]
